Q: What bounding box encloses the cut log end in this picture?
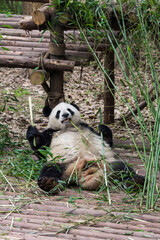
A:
[32,10,46,26]
[30,69,49,85]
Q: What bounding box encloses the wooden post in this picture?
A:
[48,3,65,108]
[104,48,114,124]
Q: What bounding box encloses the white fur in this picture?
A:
[49,126,115,164]
[48,102,80,130]
[47,102,115,165]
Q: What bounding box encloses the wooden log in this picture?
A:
[0,49,95,65]
[20,16,38,31]
[29,69,49,85]
[0,45,47,53]
[0,14,25,18]
[19,16,46,31]
[0,17,23,22]
[0,21,20,28]
[1,39,110,52]
[0,55,74,71]
[0,39,49,48]
[0,50,40,57]
[1,25,119,43]
[32,3,54,26]
[0,28,49,38]
[1,35,50,43]
[48,3,65,108]
[119,85,159,122]
[121,94,157,121]
[66,43,109,52]
[42,81,50,93]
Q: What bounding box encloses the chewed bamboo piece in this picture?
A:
[28,96,34,126]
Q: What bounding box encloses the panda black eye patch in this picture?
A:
[56,110,61,119]
[67,108,74,116]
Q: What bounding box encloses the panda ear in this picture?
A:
[43,105,52,117]
[70,102,80,111]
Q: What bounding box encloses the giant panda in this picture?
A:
[26,102,145,192]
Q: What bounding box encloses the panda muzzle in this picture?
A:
[62,118,71,124]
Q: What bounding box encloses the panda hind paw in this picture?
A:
[124,174,146,191]
[37,176,58,192]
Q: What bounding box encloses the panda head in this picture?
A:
[44,102,81,130]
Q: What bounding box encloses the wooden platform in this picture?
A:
[0,14,111,68]
[0,13,119,123]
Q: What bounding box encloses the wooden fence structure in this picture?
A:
[0,0,121,123]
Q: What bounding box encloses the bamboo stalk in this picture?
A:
[28,96,34,126]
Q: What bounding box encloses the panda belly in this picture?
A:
[49,130,81,163]
[49,128,115,164]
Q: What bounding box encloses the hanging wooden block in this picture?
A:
[32,3,54,26]
[29,69,49,85]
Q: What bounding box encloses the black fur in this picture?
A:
[42,102,79,118]
[80,122,113,147]
[56,110,60,119]
[37,160,145,192]
[26,125,57,158]
[109,161,145,190]
[70,102,79,111]
[37,163,66,192]
[99,124,113,147]
[67,108,74,116]
[43,105,52,117]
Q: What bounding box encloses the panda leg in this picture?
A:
[78,167,104,190]
[62,158,91,185]
[78,161,145,191]
[62,158,105,190]
[62,158,102,187]
[76,160,145,191]
[109,161,145,190]
[37,160,145,192]
[37,159,93,192]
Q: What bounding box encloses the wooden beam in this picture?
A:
[1,39,110,52]
[0,55,74,71]
[0,49,95,65]
[0,28,50,38]
[0,21,20,28]
[48,7,65,108]
[19,16,38,31]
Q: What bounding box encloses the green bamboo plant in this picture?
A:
[53,0,160,209]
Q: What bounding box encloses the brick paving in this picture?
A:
[0,147,160,240]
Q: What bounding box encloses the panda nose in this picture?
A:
[62,113,69,118]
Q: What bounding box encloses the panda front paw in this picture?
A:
[99,124,113,147]
[26,125,38,141]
